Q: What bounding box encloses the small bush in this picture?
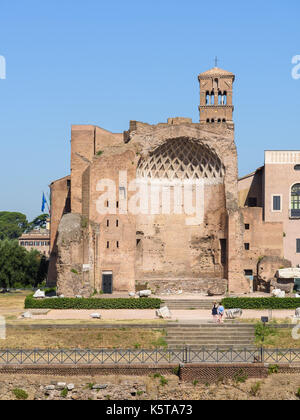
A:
[250,381,261,396]
[12,388,28,400]
[296,388,300,399]
[255,322,277,344]
[172,365,180,376]
[25,295,162,310]
[61,388,68,398]
[268,364,279,375]
[193,380,199,387]
[233,369,248,383]
[160,376,168,387]
[222,297,300,310]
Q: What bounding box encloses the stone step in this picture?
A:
[167,327,255,332]
[167,334,254,339]
[165,322,255,349]
[167,346,257,350]
[166,341,254,346]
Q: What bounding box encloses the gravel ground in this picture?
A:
[1,373,300,400]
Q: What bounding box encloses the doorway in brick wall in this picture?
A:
[102,271,113,294]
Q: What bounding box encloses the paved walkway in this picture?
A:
[20,308,297,322]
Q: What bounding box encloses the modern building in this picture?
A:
[238,151,300,267]
[19,229,51,257]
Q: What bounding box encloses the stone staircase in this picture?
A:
[161,299,216,310]
[166,324,255,349]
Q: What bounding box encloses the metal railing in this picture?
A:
[0,347,300,365]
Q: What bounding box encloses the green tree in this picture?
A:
[0,240,48,289]
[27,214,49,231]
[0,212,29,240]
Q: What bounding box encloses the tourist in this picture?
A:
[217,302,225,324]
[212,302,218,322]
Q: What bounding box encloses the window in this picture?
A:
[272,195,282,212]
[297,239,300,254]
[220,239,227,265]
[107,241,110,249]
[291,184,300,218]
[106,220,109,227]
[116,220,119,227]
[245,224,250,230]
[247,197,257,207]
[294,165,300,171]
[116,201,119,209]
[206,92,210,105]
[116,241,119,248]
[244,269,253,276]
[244,243,250,251]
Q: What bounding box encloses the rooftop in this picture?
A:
[198,67,235,78]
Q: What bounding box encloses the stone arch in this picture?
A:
[136,137,225,181]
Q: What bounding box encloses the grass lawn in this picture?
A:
[0,327,167,350]
[255,324,300,348]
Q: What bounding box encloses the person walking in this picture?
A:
[212,302,218,322]
[217,303,225,324]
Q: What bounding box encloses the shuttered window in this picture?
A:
[297,239,300,254]
[273,195,281,211]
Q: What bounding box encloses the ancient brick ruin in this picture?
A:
[48,67,288,296]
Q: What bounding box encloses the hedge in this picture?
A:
[222,297,300,310]
[24,295,162,310]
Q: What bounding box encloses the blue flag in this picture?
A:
[41,193,47,213]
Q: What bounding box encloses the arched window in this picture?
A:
[210,91,215,105]
[217,118,221,123]
[211,118,215,123]
[206,118,210,123]
[218,91,222,105]
[206,91,210,105]
[223,91,227,105]
[291,183,300,218]
[222,118,226,123]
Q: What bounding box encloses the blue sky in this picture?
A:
[0,0,299,221]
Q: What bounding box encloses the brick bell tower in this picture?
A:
[198,65,235,124]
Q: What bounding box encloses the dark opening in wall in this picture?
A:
[245,224,250,230]
[247,197,257,207]
[244,269,253,276]
[220,239,227,265]
[244,243,250,251]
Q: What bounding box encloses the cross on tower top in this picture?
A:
[214,56,219,67]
